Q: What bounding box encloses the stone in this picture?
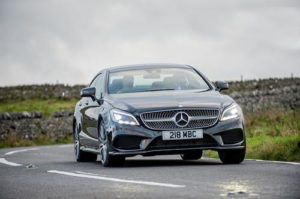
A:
[22,111,31,118]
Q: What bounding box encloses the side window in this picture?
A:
[95,73,104,99]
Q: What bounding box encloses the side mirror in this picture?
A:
[80,87,96,99]
[97,93,104,105]
[215,81,229,91]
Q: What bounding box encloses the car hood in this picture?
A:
[106,90,234,113]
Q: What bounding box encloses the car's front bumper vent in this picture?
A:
[140,108,220,130]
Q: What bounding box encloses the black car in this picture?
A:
[73,64,246,166]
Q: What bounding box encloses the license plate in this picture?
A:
[162,129,203,140]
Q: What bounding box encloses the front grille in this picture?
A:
[140,108,220,130]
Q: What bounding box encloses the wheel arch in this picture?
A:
[73,117,77,133]
[97,114,104,131]
[73,116,82,135]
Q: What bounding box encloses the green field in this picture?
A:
[0,134,73,148]
[207,111,300,161]
[246,111,300,161]
[0,99,299,161]
[0,98,78,116]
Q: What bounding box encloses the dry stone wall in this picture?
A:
[0,84,85,100]
[0,116,73,142]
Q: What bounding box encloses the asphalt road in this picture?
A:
[0,145,299,199]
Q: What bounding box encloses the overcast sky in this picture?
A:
[0,0,299,86]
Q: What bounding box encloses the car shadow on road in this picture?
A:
[122,159,221,168]
[48,156,222,169]
[49,159,221,170]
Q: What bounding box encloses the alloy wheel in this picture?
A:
[74,125,80,160]
[99,124,108,164]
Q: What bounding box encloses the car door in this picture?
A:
[79,77,97,147]
[81,73,105,148]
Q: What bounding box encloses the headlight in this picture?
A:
[110,109,139,125]
[221,104,240,121]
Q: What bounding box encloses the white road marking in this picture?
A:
[57,145,72,148]
[5,148,38,156]
[203,156,300,166]
[246,159,300,166]
[48,170,186,188]
[0,158,22,166]
[75,171,103,176]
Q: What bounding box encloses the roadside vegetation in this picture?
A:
[206,110,300,162]
[0,133,73,148]
[0,98,299,161]
[0,98,78,116]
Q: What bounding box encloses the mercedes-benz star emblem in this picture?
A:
[174,112,189,127]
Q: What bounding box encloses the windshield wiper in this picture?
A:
[197,88,211,93]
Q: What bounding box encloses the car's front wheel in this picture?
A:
[99,121,125,167]
[218,148,245,164]
[180,150,203,160]
[74,123,97,162]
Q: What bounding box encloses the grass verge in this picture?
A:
[206,111,300,162]
[0,98,78,117]
[0,133,73,148]
[205,135,300,162]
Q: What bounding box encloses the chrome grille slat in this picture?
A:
[140,108,220,130]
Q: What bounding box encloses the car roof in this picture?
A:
[103,63,193,73]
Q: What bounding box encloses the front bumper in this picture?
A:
[109,145,245,156]
[107,116,245,156]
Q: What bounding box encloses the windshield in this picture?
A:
[108,67,210,94]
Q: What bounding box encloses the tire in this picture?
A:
[180,150,203,160]
[99,121,125,167]
[218,148,245,164]
[74,123,97,162]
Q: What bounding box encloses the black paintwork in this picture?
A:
[73,64,245,157]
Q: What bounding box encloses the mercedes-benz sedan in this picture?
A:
[73,64,246,166]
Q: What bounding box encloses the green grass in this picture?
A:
[0,133,73,148]
[245,111,300,137]
[246,135,300,161]
[0,98,78,116]
[244,110,300,161]
[205,135,300,161]
[205,111,300,162]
